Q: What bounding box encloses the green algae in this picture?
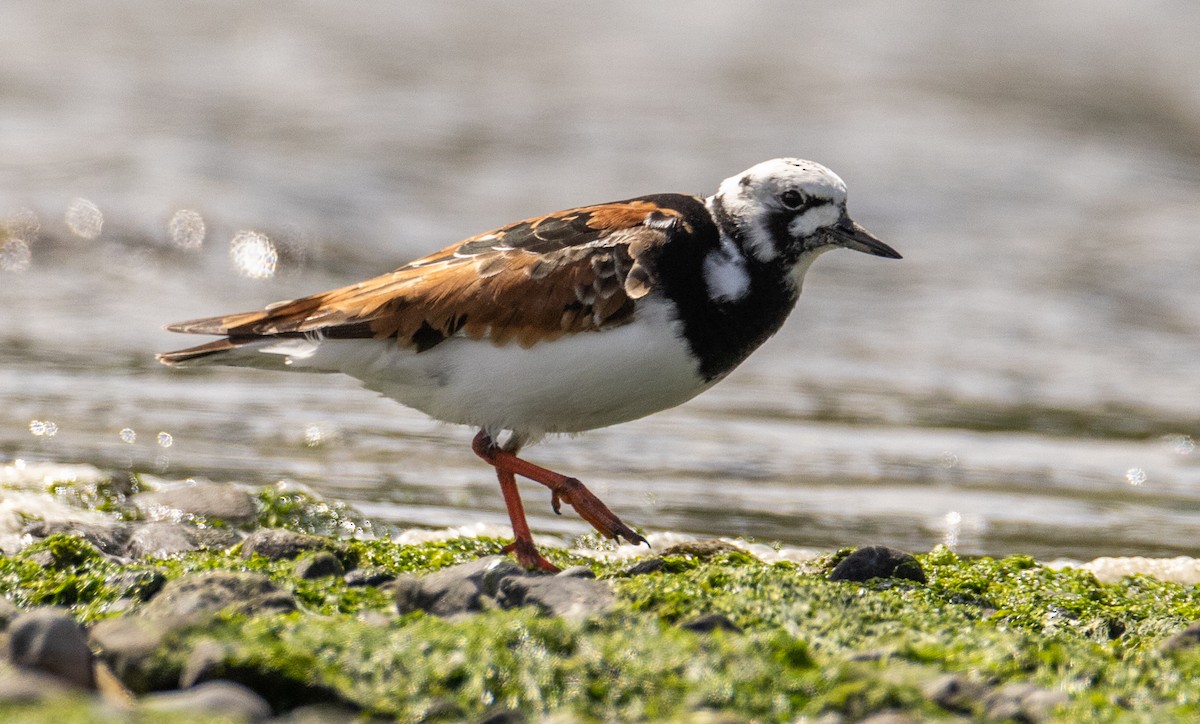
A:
[4,477,1200,721]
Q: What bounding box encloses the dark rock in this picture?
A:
[21,520,130,556]
[661,539,741,559]
[0,597,18,630]
[139,680,272,722]
[295,551,345,579]
[496,573,615,620]
[680,613,742,634]
[1163,621,1200,652]
[923,673,987,714]
[623,557,666,576]
[131,482,258,525]
[7,607,94,688]
[277,703,364,723]
[982,681,1067,723]
[143,571,296,621]
[344,568,395,587]
[828,546,926,583]
[241,528,333,561]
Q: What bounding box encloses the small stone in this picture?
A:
[344,568,395,587]
[679,613,742,634]
[277,703,363,723]
[241,528,332,561]
[623,557,666,576]
[496,573,615,620]
[7,608,94,688]
[828,546,926,583]
[139,680,272,722]
[479,709,527,724]
[107,569,168,602]
[858,712,916,724]
[131,482,257,525]
[295,551,345,579]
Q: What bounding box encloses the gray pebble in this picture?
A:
[828,546,926,583]
[555,565,597,579]
[923,673,987,714]
[1163,621,1200,652]
[139,679,272,722]
[0,667,76,704]
[497,573,615,620]
[179,638,228,689]
[21,520,129,556]
[623,557,666,576]
[89,616,174,691]
[7,607,94,688]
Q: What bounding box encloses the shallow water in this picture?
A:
[2,2,1198,561]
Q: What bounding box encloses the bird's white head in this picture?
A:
[708,158,900,266]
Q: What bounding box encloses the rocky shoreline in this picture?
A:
[2,463,1200,722]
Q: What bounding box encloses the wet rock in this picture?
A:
[395,556,615,620]
[496,572,615,620]
[295,551,345,579]
[480,708,528,724]
[131,482,258,526]
[107,568,168,602]
[21,520,130,556]
[241,528,333,561]
[680,613,742,634]
[923,673,987,714]
[828,546,926,583]
[1163,621,1200,652]
[124,521,240,559]
[139,680,273,722]
[623,557,666,576]
[982,681,1067,723]
[278,703,364,723]
[7,607,94,688]
[344,568,395,587]
[143,570,296,621]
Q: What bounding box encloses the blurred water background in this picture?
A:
[1,2,1198,561]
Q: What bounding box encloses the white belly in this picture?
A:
[295,297,710,438]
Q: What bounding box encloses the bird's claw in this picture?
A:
[551,477,647,547]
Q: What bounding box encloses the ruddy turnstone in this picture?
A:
[160,158,900,571]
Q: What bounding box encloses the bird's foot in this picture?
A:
[551,478,648,547]
[503,537,560,573]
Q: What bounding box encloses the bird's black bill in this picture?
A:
[827,218,902,259]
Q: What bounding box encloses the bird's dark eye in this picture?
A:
[780,189,806,209]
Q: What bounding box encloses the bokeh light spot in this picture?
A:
[29,420,58,437]
[168,209,206,250]
[157,432,174,448]
[119,428,137,444]
[65,198,103,239]
[1125,468,1147,486]
[230,230,278,279]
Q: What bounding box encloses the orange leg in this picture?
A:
[472,431,647,570]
